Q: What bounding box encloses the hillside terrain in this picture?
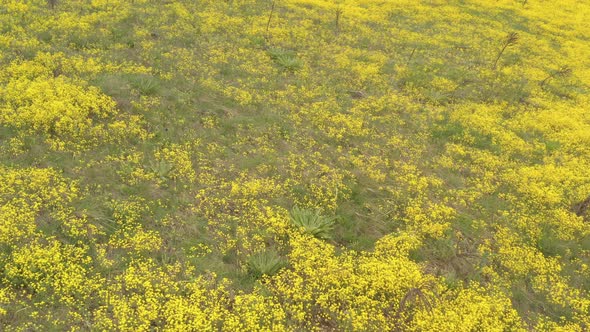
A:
[1,0,590,330]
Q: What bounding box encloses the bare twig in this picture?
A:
[347,90,366,99]
[492,32,519,69]
[407,47,417,65]
[392,285,436,330]
[540,66,572,88]
[573,195,590,219]
[335,6,343,35]
[265,0,276,40]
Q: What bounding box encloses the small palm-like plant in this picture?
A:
[289,206,336,239]
[129,74,160,95]
[268,47,303,72]
[247,250,287,279]
[150,160,174,181]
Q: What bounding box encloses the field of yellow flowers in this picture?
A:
[1,0,589,330]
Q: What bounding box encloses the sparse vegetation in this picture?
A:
[0,0,589,330]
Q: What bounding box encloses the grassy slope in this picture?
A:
[0,0,589,330]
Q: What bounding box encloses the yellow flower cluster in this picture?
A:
[0,53,149,150]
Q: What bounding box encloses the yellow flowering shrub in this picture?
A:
[0,53,149,150]
[154,144,196,183]
[4,239,98,307]
[0,75,118,149]
[412,286,524,331]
